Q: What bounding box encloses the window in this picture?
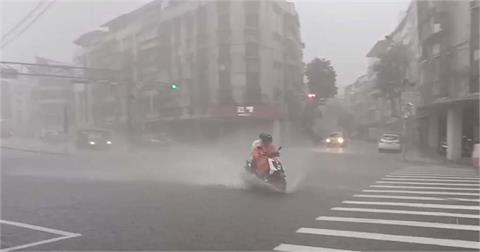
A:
[245,43,259,58]
[218,30,230,44]
[196,6,207,34]
[218,45,230,60]
[244,1,259,14]
[218,14,230,30]
[246,59,259,72]
[217,1,230,13]
[245,72,262,104]
[433,23,442,33]
[432,43,440,56]
[184,13,193,36]
[219,70,231,87]
[246,14,259,28]
[273,60,282,70]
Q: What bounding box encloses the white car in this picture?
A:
[378,134,401,153]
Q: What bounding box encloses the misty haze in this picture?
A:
[1,0,479,251]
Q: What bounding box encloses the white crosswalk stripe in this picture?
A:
[385,175,480,180]
[375,181,480,186]
[274,167,480,251]
[274,243,358,252]
[331,207,480,219]
[382,177,480,182]
[362,189,480,196]
[370,185,480,190]
[353,194,480,202]
[296,228,480,249]
[316,216,480,231]
[342,200,480,210]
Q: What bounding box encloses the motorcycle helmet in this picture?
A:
[259,133,273,144]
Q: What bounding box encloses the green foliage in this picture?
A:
[305,58,337,99]
[372,43,411,116]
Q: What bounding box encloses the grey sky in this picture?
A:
[0,0,409,86]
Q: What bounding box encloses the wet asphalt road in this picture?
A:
[1,141,479,251]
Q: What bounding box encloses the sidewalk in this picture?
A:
[400,146,475,170]
[1,137,68,155]
[345,139,475,170]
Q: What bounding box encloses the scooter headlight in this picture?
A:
[338,137,344,144]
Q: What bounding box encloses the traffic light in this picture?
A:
[170,83,178,90]
[307,93,317,99]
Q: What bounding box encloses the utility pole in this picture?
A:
[402,102,415,160]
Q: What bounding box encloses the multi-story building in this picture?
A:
[0,78,33,136]
[73,0,304,139]
[346,0,479,160]
[416,0,479,160]
[29,57,75,136]
[344,74,385,140]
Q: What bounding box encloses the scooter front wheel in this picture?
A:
[270,177,287,193]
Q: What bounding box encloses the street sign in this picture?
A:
[237,106,254,116]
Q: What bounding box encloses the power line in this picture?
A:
[1,0,57,49]
[1,0,48,42]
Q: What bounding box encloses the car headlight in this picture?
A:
[326,138,331,143]
[106,141,112,145]
[89,141,96,145]
[337,137,344,144]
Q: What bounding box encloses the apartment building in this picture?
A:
[346,0,479,160]
[73,0,304,135]
[416,0,479,160]
[0,78,33,136]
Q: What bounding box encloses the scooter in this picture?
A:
[244,147,287,193]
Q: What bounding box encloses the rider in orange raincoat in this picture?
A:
[251,133,278,178]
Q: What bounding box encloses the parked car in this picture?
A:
[1,127,13,138]
[76,129,112,150]
[378,133,401,153]
[324,132,347,147]
[41,130,66,144]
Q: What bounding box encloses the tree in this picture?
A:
[305,58,337,99]
[372,43,411,117]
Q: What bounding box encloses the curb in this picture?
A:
[1,146,68,156]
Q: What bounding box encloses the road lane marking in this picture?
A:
[296,228,480,249]
[0,220,81,252]
[376,181,480,186]
[382,178,480,183]
[1,235,80,252]
[362,189,480,196]
[370,185,480,191]
[0,220,80,237]
[274,243,357,252]
[353,194,480,202]
[331,207,480,218]
[316,216,480,231]
[342,200,480,210]
[386,175,480,180]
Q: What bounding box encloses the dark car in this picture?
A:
[324,132,347,147]
[76,129,112,150]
